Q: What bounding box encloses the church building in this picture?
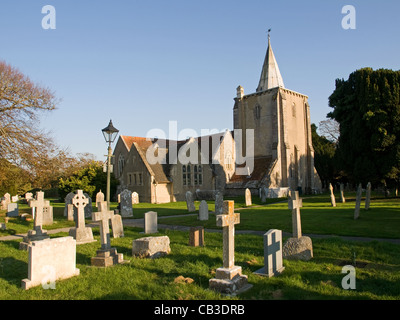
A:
[112,35,321,202]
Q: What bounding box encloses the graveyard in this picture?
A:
[0,190,399,300]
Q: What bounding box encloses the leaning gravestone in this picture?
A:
[365,182,372,210]
[282,190,313,261]
[340,183,346,203]
[144,211,158,234]
[69,190,96,245]
[209,200,252,295]
[354,183,362,220]
[245,188,252,207]
[214,191,224,214]
[254,229,285,277]
[185,191,196,212]
[329,183,336,207]
[7,203,19,217]
[198,200,209,221]
[20,191,50,250]
[21,237,80,290]
[120,189,133,217]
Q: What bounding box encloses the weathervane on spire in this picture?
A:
[267,28,271,40]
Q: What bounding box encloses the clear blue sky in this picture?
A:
[1,0,399,162]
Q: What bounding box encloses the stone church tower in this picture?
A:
[230,35,321,195]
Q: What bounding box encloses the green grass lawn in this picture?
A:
[0,226,399,300]
[0,193,399,300]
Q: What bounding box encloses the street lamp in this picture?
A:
[102,120,119,209]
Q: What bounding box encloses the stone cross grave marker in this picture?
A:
[185,191,195,212]
[354,183,362,220]
[69,190,95,244]
[365,182,371,210]
[198,200,209,221]
[288,190,302,239]
[340,183,346,203]
[329,183,336,207]
[20,191,50,250]
[144,211,158,234]
[254,229,285,277]
[245,188,252,206]
[91,201,125,267]
[209,200,252,294]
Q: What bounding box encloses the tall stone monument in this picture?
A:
[209,200,252,295]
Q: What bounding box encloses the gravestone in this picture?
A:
[111,214,124,238]
[42,205,53,225]
[120,189,133,217]
[260,186,267,203]
[132,192,139,204]
[185,191,196,212]
[7,203,19,217]
[21,237,80,290]
[64,192,76,217]
[254,229,285,277]
[282,190,313,261]
[340,183,346,203]
[132,236,171,258]
[329,183,336,207]
[69,190,96,244]
[25,192,33,202]
[83,193,92,218]
[67,204,74,221]
[11,195,19,202]
[0,199,6,210]
[245,188,252,207]
[189,226,205,247]
[20,191,50,250]
[4,193,11,204]
[365,182,371,210]
[354,183,362,220]
[144,211,158,234]
[91,201,126,267]
[95,190,105,208]
[198,200,209,221]
[209,200,252,295]
[214,191,224,214]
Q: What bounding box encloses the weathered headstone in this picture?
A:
[83,193,92,218]
[282,190,313,261]
[245,188,252,207]
[132,236,171,258]
[340,183,346,203]
[260,186,267,203]
[67,204,74,221]
[254,229,285,277]
[64,192,76,217]
[42,205,53,225]
[95,190,105,208]
[7,203,19,217]
[144,211,158,234]
[209,200,252,295]
[189,226,205,247]
[198,200,209,221]
[69,190,95,244]
[365,182,371,210]
[3,193,10,204]
[132,192,139,204]
[21,237,80,290]
[25,192,33,202]
[354,183,362,220]
[214,191,224,214]
[120,189,133,217]
[329,183,336,207]
[0,199,6,210]
[111,214,124,238]
[185,191,196,212]
[11,195,19,202]
[91,201,126,267]
[20,191,50,250]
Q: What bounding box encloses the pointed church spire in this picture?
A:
[256,32,285,92]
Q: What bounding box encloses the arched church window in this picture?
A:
[255,105,261,120]
[118,154,125,177]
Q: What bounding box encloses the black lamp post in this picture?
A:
[102,120,119,209]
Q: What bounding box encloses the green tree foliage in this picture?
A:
[328,68,400,187]
[311,123,337,187]
[58,161,118,201]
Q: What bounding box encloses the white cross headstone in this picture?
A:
[69,190,95,244]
